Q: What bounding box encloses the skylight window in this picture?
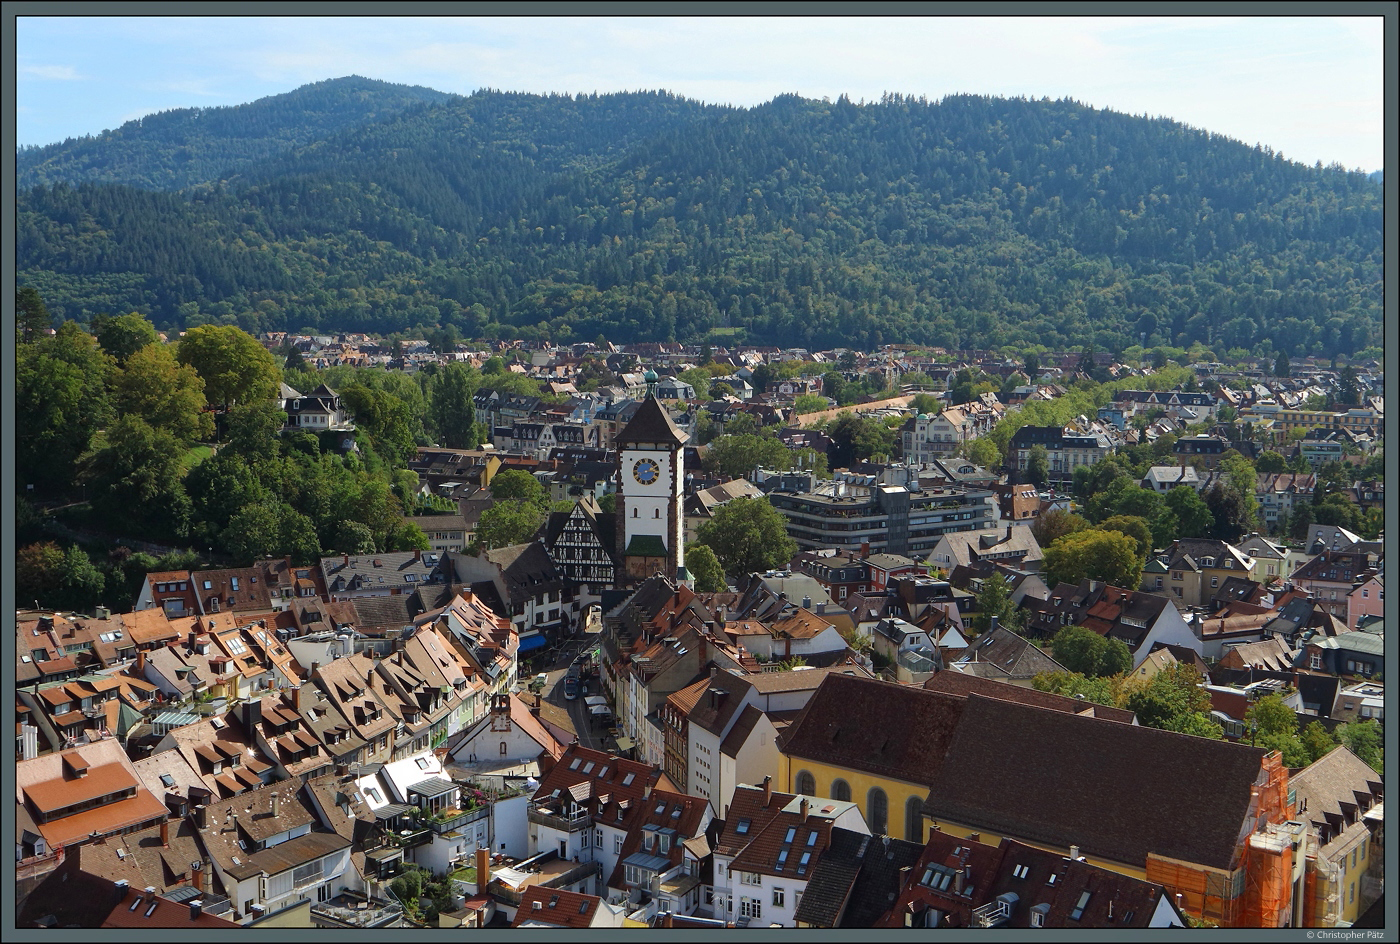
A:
[416,757,431,770]
[784,827,797,843]
[806,831,818,846]
[1012,864,1030,879]
[1070,891,1090,921]
[582,762,594,774]
[570,758,581,770]
[160,774,176,788]
[622,772,635,786]
[736,819,751,835]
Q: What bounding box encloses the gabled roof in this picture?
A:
[1288,746,1383,851]
[779,674,967,787]
[922,694,1267,871]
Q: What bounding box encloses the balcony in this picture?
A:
[527,802,592,832]
[428,805,489,834]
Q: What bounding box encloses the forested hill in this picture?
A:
[16,88,1384,358]
[16,76,456,191]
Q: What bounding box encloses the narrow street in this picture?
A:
[529,608,608,751]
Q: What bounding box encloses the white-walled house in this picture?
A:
[711,781,869,927]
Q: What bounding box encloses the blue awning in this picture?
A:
[518,634,549,653]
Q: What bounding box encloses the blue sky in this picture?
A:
[16,15,1385,172]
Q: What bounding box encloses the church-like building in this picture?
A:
[613,382,689,585]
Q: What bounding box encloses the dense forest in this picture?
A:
[16,82,1383,357]
[16,76,455,190]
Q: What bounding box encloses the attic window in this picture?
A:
[570,758,581,770]
[160,774,176,788]
[1012,864,1030,879]
[1069,890,1091,921]
[736,818,751,835]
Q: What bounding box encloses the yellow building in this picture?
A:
[1289,746,1384,927]
[778,674,967,843]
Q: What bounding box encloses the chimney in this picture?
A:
[136,649,146,674]
[343,554,349,566]
[192,860,204,893]
[195,804,209,829]
[698,634,708,666]
[861,541,871,559]
[1069,844,1080,860]
[190,900,203,921]
[160,818,169,848]
[415,549,422,562]
[292,683,301,714]
[800,798,809,819]
[310,661,320,679]
[115,879,129,903]
[271,792,280,818]
[762,775,772,808]
[242,698,262,732]
[476,846,490,887]
[801,596,812,609]
[1005,524,1014,544]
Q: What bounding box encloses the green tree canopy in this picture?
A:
[684,543,727,593]
[16,285,52,344]
[17,542,106,612]
[703,433,793,480]
[1098,514,1154,560]
[112,342,213,444]
[475,501,546,550]
[80,416,191,541]
[430,363,482,448]
[16,321,113,493]
[1030,508,1091,549]
[695,496,798,577]
[1050,625,1132,678]
[490,469,549,507]
[1124,662,1221,738]
[1165,484,1215,539]
[175,324,281,411]
[1043,529,1144,590]
[93,311,160,366]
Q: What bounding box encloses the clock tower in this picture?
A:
[614,386,688,585]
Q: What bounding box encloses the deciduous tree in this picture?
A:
[1043,529,1144,590]
[94,311,160,366]
[684,543,727,592]
[176,324,281,411]
[113,342,213,443]
[695,496,798,577]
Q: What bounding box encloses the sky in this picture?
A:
[14,14,1387,172]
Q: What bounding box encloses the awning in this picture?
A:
[615,737,635,752]
[517,634,549,654]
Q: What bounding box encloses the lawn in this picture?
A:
[181,444,215,471]
[448,865,477,885]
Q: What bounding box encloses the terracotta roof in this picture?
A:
[25,761,139,815]
[512,886,603,928]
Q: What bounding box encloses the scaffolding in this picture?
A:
[1146,751,1297,928]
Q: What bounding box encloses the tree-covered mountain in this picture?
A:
[16,75,456,191]
[17,87,1383,358]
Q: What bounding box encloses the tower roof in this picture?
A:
[615,394,689,447]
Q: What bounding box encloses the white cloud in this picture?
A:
[21,64,83,80]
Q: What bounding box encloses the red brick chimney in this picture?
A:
[762,775,772,808]
[475,846,490,888]
[136,649,146,674]
[800,798,809,819]
[192,860,204,894]
[160,818,169,848]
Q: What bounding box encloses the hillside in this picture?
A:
[16,88,1384,358]
[16,75,456,191]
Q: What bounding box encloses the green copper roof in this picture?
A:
[625,534,669,557]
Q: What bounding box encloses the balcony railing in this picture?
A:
[429,805,489,834]
[527,803,592,832]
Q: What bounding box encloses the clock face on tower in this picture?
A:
[632,458,661,485]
